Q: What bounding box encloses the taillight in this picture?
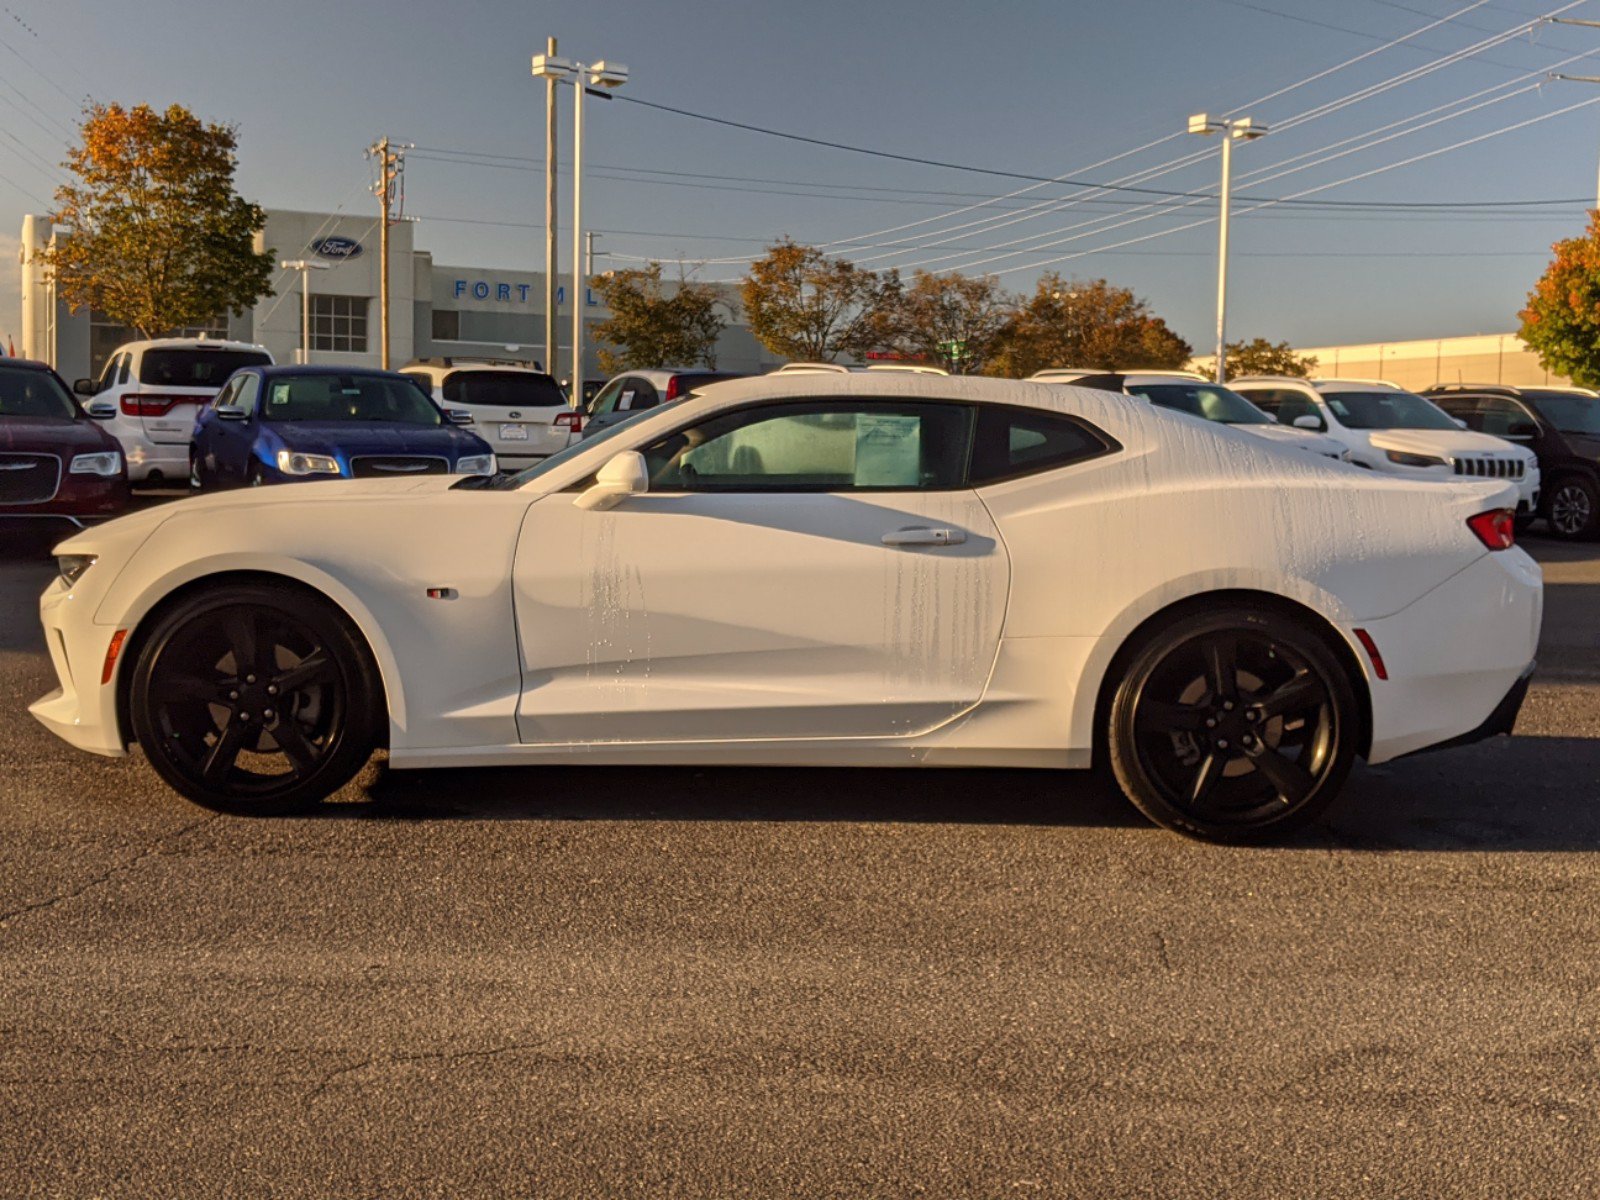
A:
[119,394,200,418]
[1466,508,1516,551]
[665,376,682,401]
[555,411,584,433]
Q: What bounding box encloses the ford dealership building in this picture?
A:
[20,208,775,384]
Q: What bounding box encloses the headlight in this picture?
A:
[275,450,342,476]
[1385,450,1448,469]
[455,453,496,476]
[57,554,96,589]
[68,451,121,477]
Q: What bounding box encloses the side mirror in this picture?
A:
[73,378,97,396]
[445,409,474,426]
[85,400,117,419]
[574,450,648,512]
[1292,414,1325,431]
[1505,422,1538,440]
[214,405,249,422]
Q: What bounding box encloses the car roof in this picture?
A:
[1425,383,1599,398]
[255,364,415,380]
[1120,371,1210,384]
[0,357,56,372]
[116,337,269,354]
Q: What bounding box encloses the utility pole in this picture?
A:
[367,137,407,370]
[1549,21,1600,209]
[544,35,559,376]
[1186,113,1267,383]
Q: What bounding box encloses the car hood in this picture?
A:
[0,415,121,454]
[269,421,487,456]
[1236,424,1344,456]
[1366,428,1531,459]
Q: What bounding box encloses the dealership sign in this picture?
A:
[454,279,598,307]
[312,236,364,260]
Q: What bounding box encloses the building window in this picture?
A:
[87,311,230,378]
[306,295,368,353]
[431,308,460,341]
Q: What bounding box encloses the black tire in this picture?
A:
[188,449,204,493]
[1106,605,1358,843]
[1545,476,1600,541]
[127,582,383,815]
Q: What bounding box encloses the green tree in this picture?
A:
[985,274,1191,378]
[889,270,1012,374]
[741,239,899,362]
[1222,337,1317,379]
[40,102,274,337]
[590,263,729,373]
[1520,212,1600,389]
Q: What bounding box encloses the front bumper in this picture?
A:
[28,575,129,758]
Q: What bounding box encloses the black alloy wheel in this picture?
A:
[1546,477,1599,541]
[128,583,381,814]
[1108,607,1357,842]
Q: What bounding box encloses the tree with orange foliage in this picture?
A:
[40,102,274,337]
[1521,211,1600,390]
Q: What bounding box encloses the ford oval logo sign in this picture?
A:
[312,236,364,261]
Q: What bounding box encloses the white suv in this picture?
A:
[402,358,577,470]
[1117,371,1350,461]
[75,338,273,483]
[1231,376,1541,513]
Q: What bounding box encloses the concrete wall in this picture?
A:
[1198,333,1576,390]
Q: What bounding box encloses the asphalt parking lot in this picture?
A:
[2,507,1599,1198]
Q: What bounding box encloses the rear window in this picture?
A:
[0,365,76,419]
[442,370,566,408]
[138,348,272,388]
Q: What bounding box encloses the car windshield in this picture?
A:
[261,374,443,424]
[1125,382,1273,425]
[1322,390,1459,431]
[1530,393,1600,435]
[483,414,641,490]
[443,370,566,408]
[0,366,76,419]
[139,348,272,387]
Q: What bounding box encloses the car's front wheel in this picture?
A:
[1106,606,1358,842]
[1546,476,1600,541]
[128,582,383,814]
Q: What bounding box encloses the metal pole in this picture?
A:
[378,138,391,371]
[585,230,597,276]
[544,36,558,375]
[301,266,311,365]
[1214,129,1233,385]
[571,71,585,403]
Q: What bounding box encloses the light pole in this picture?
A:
[542,35,559,376]
[280,259,332,364]
[532,52,628,399]
[1187,113,1267,384]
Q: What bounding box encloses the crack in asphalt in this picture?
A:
[0,813,220,929]
[305,1039,558,1101]
[1153,930,1174,973]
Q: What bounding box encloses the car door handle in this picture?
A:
[882,526,966,547]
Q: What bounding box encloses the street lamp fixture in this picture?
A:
[1187,113,1268,384]
[532,51,628,397]
[280,258,332,365]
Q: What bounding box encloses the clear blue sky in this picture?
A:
[4,0,1599,352]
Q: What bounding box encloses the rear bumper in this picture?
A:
[1398,661,1534,758]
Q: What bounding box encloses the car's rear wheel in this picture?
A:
[1546,476,1600,541]
[128,582,382,815]
[1107,606,1357,842]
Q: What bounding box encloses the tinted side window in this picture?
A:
[627,380,661,411]
[588,379,627,416]
[234,374,262,416]
[116,354,131,386]
[643,400,972,492]
[1478,397,1537,437]
[969,406,1114,485]
[1267,392,1323,430]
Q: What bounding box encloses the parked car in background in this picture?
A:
[74,338,273,483]
[0,358,128,529]
[1042,370,1351,462]
[403,358,575,471]
[189,366,495,489]
[38,373,1538,844]
[1423,383,1600,540]
[1230,376,1541,513]
[582,368,748,438]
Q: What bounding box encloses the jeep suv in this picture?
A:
[1424,383,1600,539]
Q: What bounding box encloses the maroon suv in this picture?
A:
[0,358,129,531]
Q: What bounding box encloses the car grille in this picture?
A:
[0,453,61,505]
[1453,457,1524,480]
[349,455,449,479]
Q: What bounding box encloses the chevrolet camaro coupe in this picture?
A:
[32,374,1541,841]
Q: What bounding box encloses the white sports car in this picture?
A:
[31,374,1541,842]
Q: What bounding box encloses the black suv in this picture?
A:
[1423,384,1600,540]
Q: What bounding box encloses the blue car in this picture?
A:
[190,366,496,489]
